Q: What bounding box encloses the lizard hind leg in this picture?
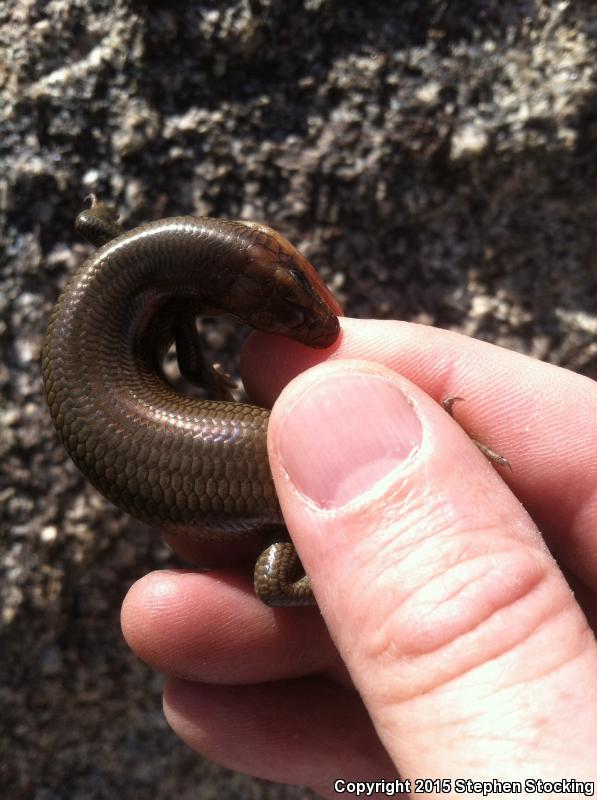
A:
[442,396,511,470]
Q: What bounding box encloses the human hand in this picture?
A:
[122,317,597,796]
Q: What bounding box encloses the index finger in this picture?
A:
[241,317,597,588]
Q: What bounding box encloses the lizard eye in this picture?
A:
[287,267,313,294]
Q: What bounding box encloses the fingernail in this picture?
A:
[277,372,422,509]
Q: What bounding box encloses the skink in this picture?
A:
[42,197,341,606]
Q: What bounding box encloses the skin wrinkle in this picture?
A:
[337,477,542,631]
[379,697,568,775]
[504,612,596,693]
[362,526,531,638]
[402,546,548,649]
[349,474,439,550]
[355,556,566,705]
[418,635,597,767]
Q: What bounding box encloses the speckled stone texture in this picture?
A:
[1,1,596,798]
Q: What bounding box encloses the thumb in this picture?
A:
[267,359,597,780]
